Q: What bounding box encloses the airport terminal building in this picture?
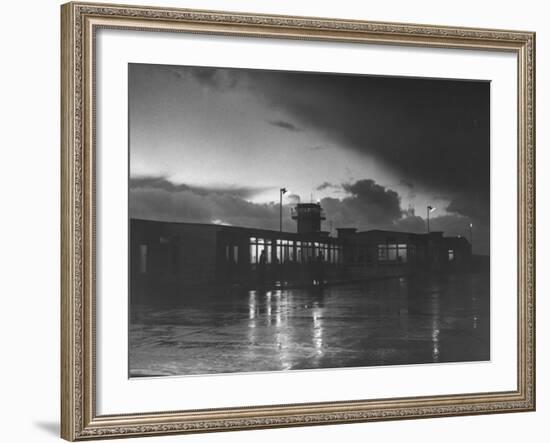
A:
[130,202,472,300]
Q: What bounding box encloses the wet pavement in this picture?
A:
[129,272,490,377]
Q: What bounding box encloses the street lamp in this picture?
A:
[469,222,473,251]
[279,188,287,232]
[427,205,436,233]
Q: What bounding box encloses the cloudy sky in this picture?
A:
[129,63,490,255]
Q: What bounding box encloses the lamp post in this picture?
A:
[469,222,473,252]
[279,188,287,233]
[427,205,436,233]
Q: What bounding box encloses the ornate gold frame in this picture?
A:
[61,2,536,440]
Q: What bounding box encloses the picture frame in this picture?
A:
[61,1,536,440]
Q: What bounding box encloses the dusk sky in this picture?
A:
[129,63,490,255]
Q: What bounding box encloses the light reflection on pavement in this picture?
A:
[129,272,489,377]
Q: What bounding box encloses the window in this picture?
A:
[304,241,313,261]
[139,244,147,274]
[329,244,343,264]
[250,237,271,264]
[250,242,257,264]
[388,244,397,261]
[333,246,342,264]
[321,243,328,261]
[264,240,272,264]
[448,249,455,261]
[285,240,292,262]
[275,239,293,264]
[378,243,408,263]
[397,244,407,263]
[224,245,238,263]
[378,244,388,261]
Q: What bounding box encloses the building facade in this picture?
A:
[130,202,472,301]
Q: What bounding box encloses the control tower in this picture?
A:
[291,203,326,234]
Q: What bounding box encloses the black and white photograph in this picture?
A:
[128,63,490,378]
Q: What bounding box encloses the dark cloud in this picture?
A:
[342,179,402,224]
[191,67,218,86]
[446,191,489,223]
[319,179,488,254]
[168,68,183,79]
[131,177,404,231]
[316,181,339,191]
[399,180,417,199]
[319,179,402,230]
[268,120,303,132]
[130,176,272,200]
[190,66,240,90]
[245,70,490,223]
[130,176,296,231]
[135,64,241,90]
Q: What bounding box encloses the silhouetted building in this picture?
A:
[291,203,326,234]
[130,202,473,301]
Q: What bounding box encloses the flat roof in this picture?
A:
[130,218,336,239]
[130,219,463,243]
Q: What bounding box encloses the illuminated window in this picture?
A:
[388,244,397,261]
[448,249,455,261]
[321,244,328,261]
[233,246,239,263]
[249,239,257,264]
[276,239,282,263]
[275,239,292,264]
[305,242,313,261]
[265,240,272,264]
[331,244,342,264]
[285,240,291,262]
[250,238,271,264]
[397,244,408,263]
